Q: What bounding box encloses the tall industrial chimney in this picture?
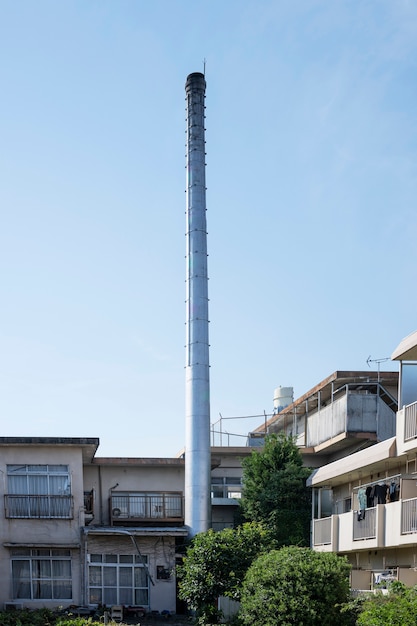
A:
[184,72,211,536]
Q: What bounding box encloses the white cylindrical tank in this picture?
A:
[273,386,293,413]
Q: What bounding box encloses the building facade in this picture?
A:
[308,331,417,591]
[0,437,250,612]
[2,345,412,609]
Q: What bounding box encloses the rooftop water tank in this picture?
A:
[273,386,293,413]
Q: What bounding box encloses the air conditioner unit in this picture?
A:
[4,602,24,611]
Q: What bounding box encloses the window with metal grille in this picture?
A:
[6,465,72,518]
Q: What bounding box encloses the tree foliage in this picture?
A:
[240,433,311,546]
[356,582,417,626]
[239,546,351,626]
[177,522,271,624]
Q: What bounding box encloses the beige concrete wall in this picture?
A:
[0,444,86,608]
[0,445,85,544]
[211,507,235,530]
[83,464,185,525]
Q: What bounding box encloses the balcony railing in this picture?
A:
[404,402,417,441]
[401,497,417,533]
[110,493,183,524]
[5,494,73,519]
[313,517,332,546]
[353,507,376,540]
[312,498,417,552]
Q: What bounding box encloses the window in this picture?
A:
[88,554,149,606]
[6,465,72,518]
[11,549,72,600]
[344,497,352,513]
[401,362,417,407]
[211,477,242,499]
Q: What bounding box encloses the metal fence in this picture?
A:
[401,497,417,534]
[5,494,73,518]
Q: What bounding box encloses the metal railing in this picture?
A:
[111,493,183,522]
[5,494,73,519]
[404,402,417,441]
[353,507,376,540]
[313,517,332,546]
[401,497,417,534]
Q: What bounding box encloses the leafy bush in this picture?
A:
[177,522,272,624]
[0,609,104,626]
[356,582,417,625]
[239,546,351,626]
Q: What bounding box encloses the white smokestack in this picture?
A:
[184,72,211,536]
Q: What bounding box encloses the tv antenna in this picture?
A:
[366,356,390,381]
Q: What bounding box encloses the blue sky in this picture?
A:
[1,0,416,457]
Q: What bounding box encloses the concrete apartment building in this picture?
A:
[250,336,417,590]
[306,330,417,590]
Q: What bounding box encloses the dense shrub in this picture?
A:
[239,546,351,626]
[356,582,417,625]
[177,522,271,624]
[0,609,104,626]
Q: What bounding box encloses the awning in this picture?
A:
[307,437,397,487]
[84,527,188,537]
[392,330,417,361]
[3,543,80,549]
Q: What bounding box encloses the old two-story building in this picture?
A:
[308,330,417,590]
[0,437,251,613]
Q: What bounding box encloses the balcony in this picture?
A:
[313,498,417,551]
[307,387,396,450]
[5,494,73,519]
[110,492,184,525]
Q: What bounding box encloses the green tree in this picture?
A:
[356,582,417,626]
[177,522,271,624]
[240,546,351,626]
[240,433,311,546]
